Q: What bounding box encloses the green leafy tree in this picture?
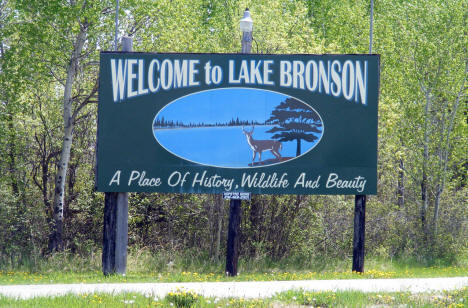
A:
[12,0,114,251]
[266,98,322,156]
[384,0,467,240]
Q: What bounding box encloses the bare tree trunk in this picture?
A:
[432,62,467,237]
[1,39,19,197]
[433,185,442,236]
[41,153,52,216]
[214,194,224,261]
[49,23,87,252]
[397,159,404,208]
[248,195,260,257]
[7,113,19,196]
[208,195,216,258]
[420,88,431,236]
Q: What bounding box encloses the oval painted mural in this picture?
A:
[153,88,324,168]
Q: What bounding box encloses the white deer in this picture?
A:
[242,125,282,164]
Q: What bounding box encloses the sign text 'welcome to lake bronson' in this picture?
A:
[97,53,379,195]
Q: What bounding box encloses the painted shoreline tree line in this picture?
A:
[154,97,322,157]
[153,116,265,129]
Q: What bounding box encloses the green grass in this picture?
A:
[0,251,467,285]
[1,266,467,285]
[275,287,468,307]
[0,287,467,307]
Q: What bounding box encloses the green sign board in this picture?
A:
[97,52,379,195]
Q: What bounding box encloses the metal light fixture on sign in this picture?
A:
[239,8,253,32]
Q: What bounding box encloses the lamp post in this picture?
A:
[225,8,253,277]
[240,8,253,53]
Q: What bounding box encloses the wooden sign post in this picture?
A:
[225,9,253,277]
[225,198,241,276]
[102,37,132,276]
[351,0,373,274]
[352,194,366,272]
[102,191,128,275]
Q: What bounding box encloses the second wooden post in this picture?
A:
[225,8,253,276]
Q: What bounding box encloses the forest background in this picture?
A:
[0,0,466,271]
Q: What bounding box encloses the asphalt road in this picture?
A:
[1,277,467,299]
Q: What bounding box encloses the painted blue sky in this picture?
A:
[155,88,288,125]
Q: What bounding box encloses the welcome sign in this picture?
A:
[97,53,379,195]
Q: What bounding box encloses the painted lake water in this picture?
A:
[154,125,320,168]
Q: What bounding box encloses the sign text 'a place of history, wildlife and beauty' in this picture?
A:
[97,53,379,194]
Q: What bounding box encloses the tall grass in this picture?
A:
[1,247,467,274]
[0,248,466,285]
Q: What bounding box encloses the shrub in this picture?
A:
[165,288,199,307]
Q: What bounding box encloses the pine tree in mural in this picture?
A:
[266,98,322,156]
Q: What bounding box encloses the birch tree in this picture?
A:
[14,0,113,251]
[389,0,467,239]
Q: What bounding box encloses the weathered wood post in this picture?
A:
[352,0,373,274]
[102,37,132,276]
[352,195,366,272]
[226,198,241,276]
[225,9,253,277]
